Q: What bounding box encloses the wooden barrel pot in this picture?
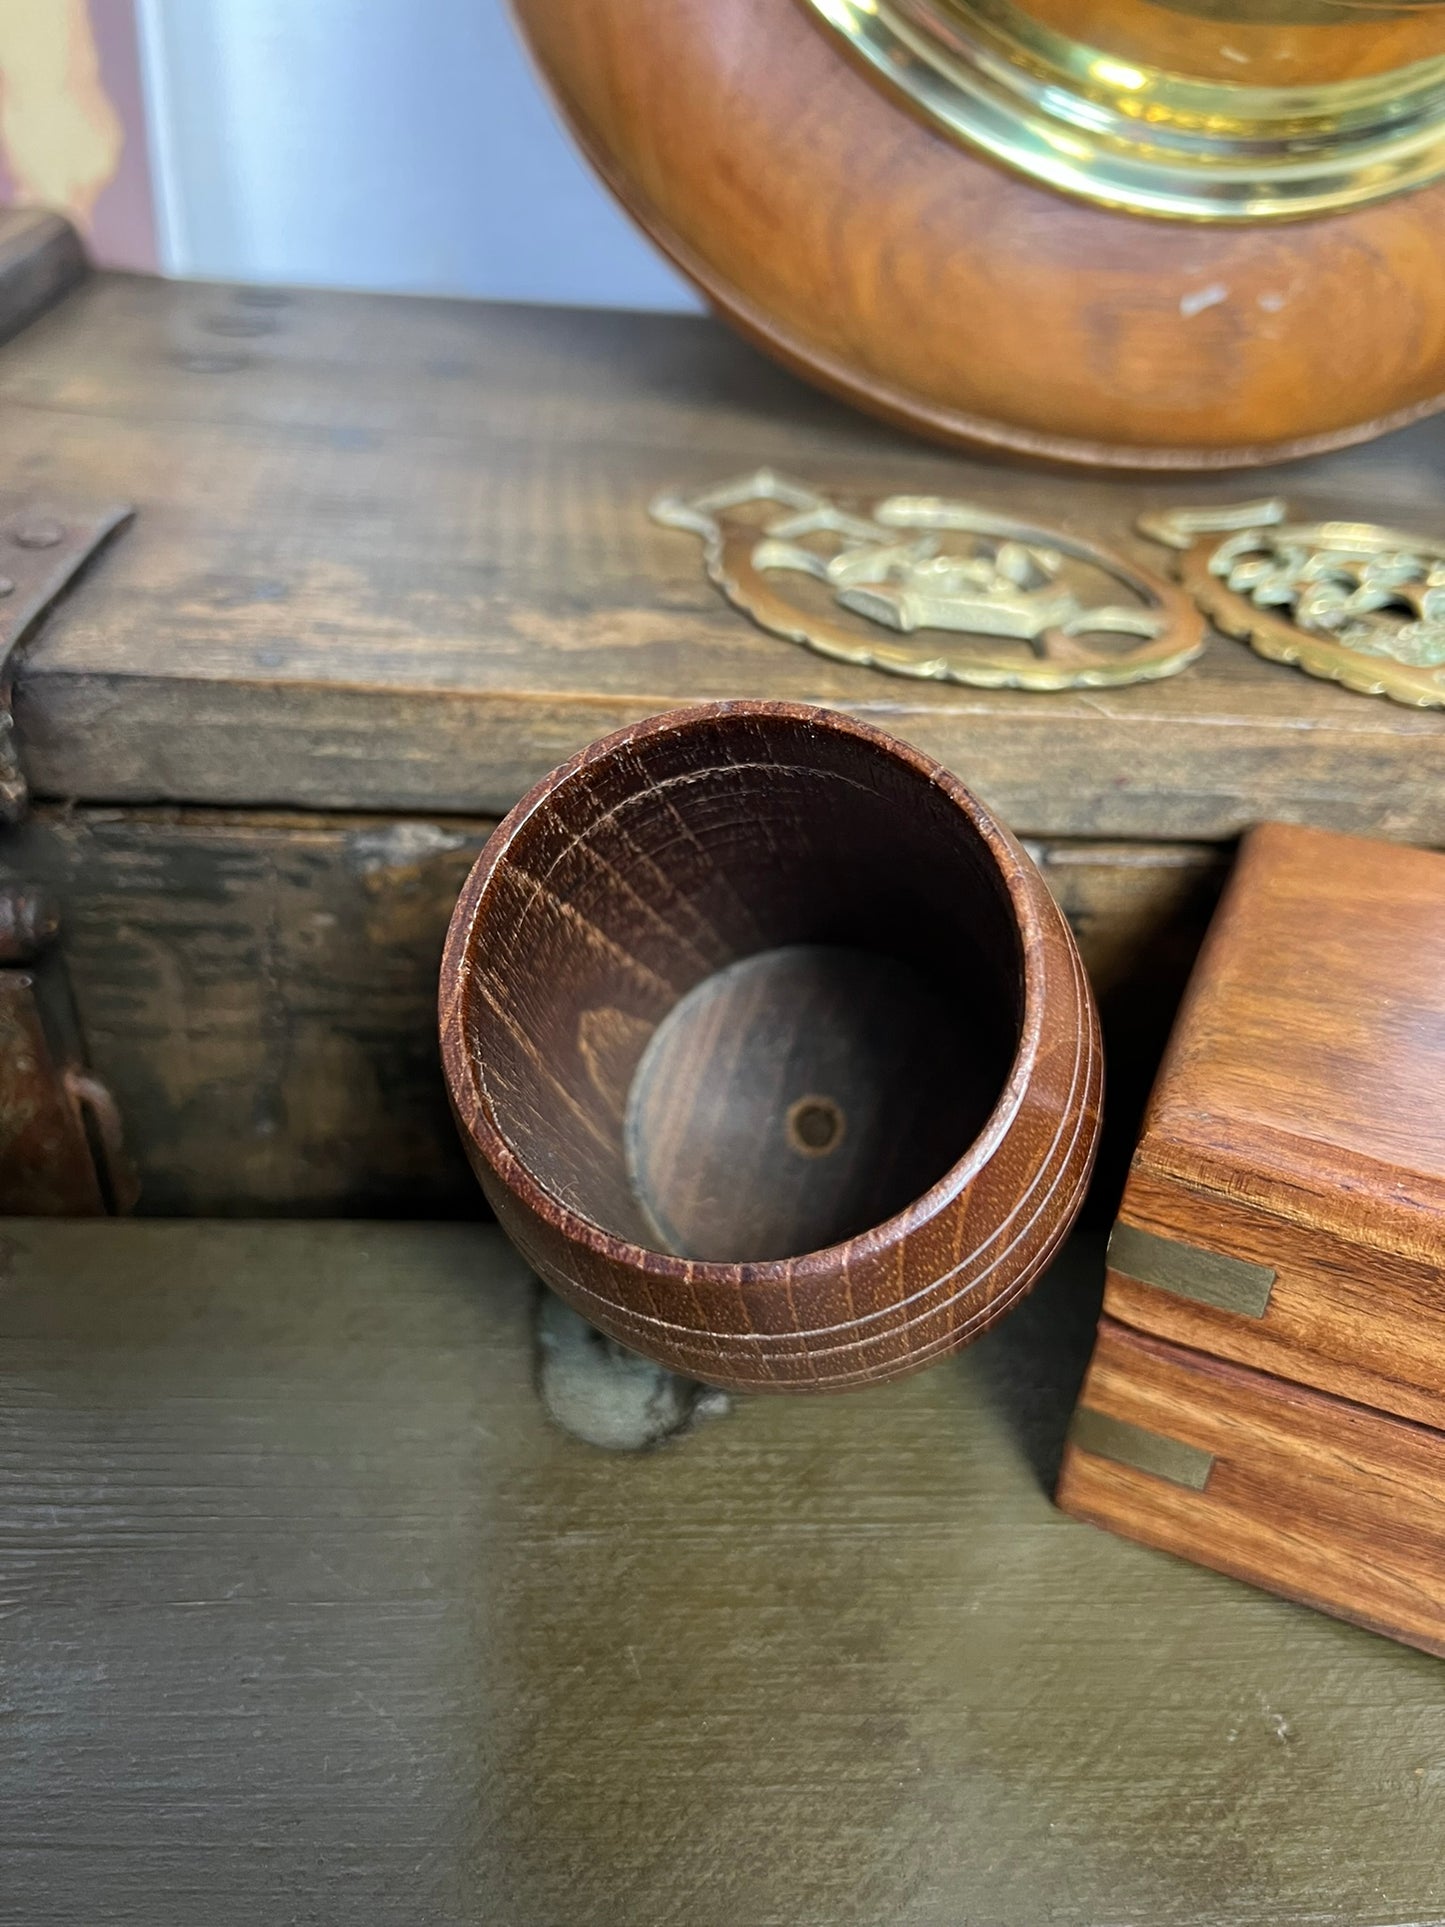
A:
[512,0,1445,468]
[440,703,1102,1392]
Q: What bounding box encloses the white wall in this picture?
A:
[137,0,698,308]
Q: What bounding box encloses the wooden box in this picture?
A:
[0,210,1441,1220]
[1059,823,1445,1653]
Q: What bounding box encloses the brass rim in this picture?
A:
[804,0,1445,220]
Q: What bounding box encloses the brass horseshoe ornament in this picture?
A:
[653,471,1206,693]
[1142,499,1445,710]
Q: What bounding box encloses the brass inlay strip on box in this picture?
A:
[1069,1408,1215,1492]
[1108,1222,1276,1319]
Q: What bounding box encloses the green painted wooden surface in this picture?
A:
[2,1219,1443,1925]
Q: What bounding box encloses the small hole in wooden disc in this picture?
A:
[788,1095,844,1157]
[623,945,999,1262]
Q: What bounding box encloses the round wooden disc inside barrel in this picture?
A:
[626,944,997,1263]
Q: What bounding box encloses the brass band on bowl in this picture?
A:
[805,0,1445,220]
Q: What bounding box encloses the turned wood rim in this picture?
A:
[511,1,1445,471]
[440,700,1049,1286]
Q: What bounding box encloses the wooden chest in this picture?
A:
[1,209,1442,1220]
[1059,824,1445,1653]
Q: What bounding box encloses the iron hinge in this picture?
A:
[0,496,133,824]
[0,883,137,1214]
[0,497,136,1211]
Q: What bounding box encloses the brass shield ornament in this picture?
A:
[1142,499,1445,708]
[653,471,1204,692]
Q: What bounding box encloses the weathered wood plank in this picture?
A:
[2,275,1441,839]
[0,807,1224,1215]
[3,1217,1445,1926]
[0,209,86,347]
[1,806,494,1214]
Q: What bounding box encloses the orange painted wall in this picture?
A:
[0,0,158,269]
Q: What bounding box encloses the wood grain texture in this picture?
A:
[0,810,1212,1218]
[0,804,495,1215]
[442,702,1102,1391]
[2,273,1443,843]
[7,1218,1445,1926]
[1106,822,1445,1426]
[1141,823,1445,1218]
[0,208,86,348]
[626,944,998,1262]
[1059,1315,1445,1660]
[514,0,1445,467]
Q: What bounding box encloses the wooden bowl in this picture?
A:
[512,0,1445,468]
[440,703,1101,1391]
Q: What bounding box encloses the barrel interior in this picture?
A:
[464,714,1025,1263]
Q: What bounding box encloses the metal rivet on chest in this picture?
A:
[12,521,65,552]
